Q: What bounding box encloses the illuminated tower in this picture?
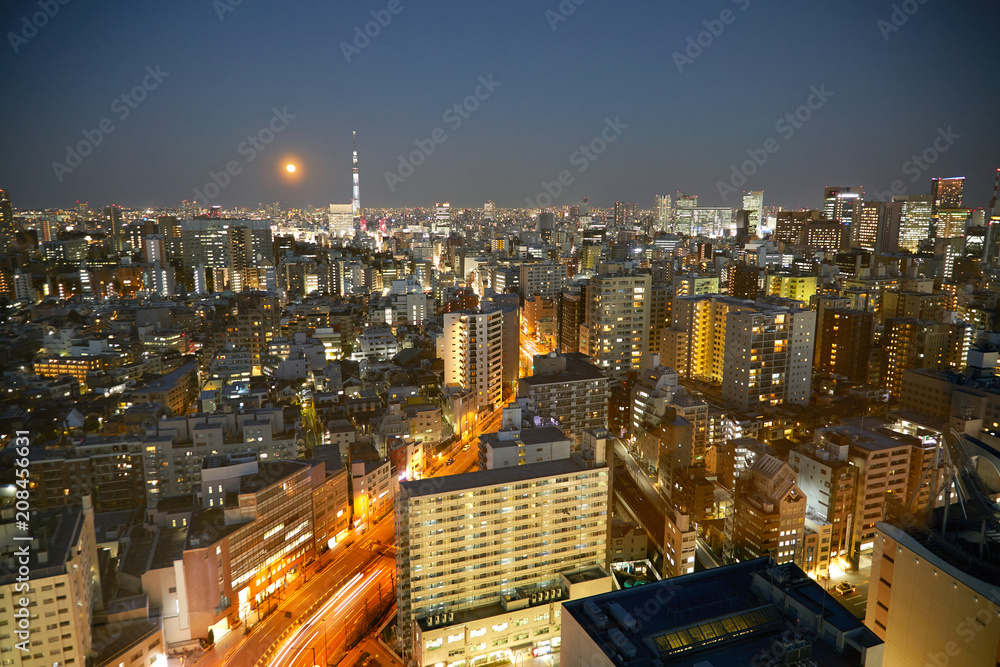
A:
[352,131,360,216]
[742,190,764,237]
[0,189,15,256]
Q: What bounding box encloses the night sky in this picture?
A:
[2,0,999,211]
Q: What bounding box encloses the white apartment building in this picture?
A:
[519,261,568,300]
[0,501,102,667]
[440,310,504,413]
[395,454,611,665]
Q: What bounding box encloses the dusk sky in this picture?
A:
[3,0,999,211]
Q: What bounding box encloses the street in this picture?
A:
[269,556,397,667]
[191,516,395,667]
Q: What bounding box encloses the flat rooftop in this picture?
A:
[401,456,595,498]
[480,425,570,449]
[562,558,881,667]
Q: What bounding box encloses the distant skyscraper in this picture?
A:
[483,200,495,220]
[823,187,863,234]
[654,194,672,231]
[352,131,360,215]
[856,200,902,253]
[742,190,763,237]
[433,202,451,235]
[0,189,15,256]
[895,195,932,252]
[104,205,123,254]
[930,176,964,211]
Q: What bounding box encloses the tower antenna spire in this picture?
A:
[352,131,360,216]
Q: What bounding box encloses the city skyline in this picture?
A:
[2,1,999,210]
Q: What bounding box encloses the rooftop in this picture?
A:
[479,425,570,449]
[401,455,595,499]
[562,558,881,667]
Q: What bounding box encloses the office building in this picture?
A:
[579,272,651,380]
[654,194,672,231]
[895,195,932,252]
[823,186,863,225]
[561,559,883,667]
[774,210,819,246]
[395,452,611,664]
[742,190,764,237]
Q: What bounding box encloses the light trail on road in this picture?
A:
[270,568,382,667]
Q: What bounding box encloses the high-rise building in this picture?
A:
[673,193,698,234]
[722,302,815,409]
[579,272,651,380]
[774,210,819,246]
[823,186,863,224]
[882,318,971,397]
[654,194,672,231]
[558,285,584,354]
[895,195,932,252]
[930,175,963,214]
[433,202,451,236]
[742,190,764,237]
[395,446,612,664]
[208,292,280,374]
[104,204,124,254]
[788,441,859,571]
[868,511,1000,667]
[816,308,875,383]
[0,189,15,256]
[520,260,567,300]
[856,200,902,253]
[440,309,504,413]
[802,219,848,251]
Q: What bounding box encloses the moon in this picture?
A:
[286,163,296,173]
